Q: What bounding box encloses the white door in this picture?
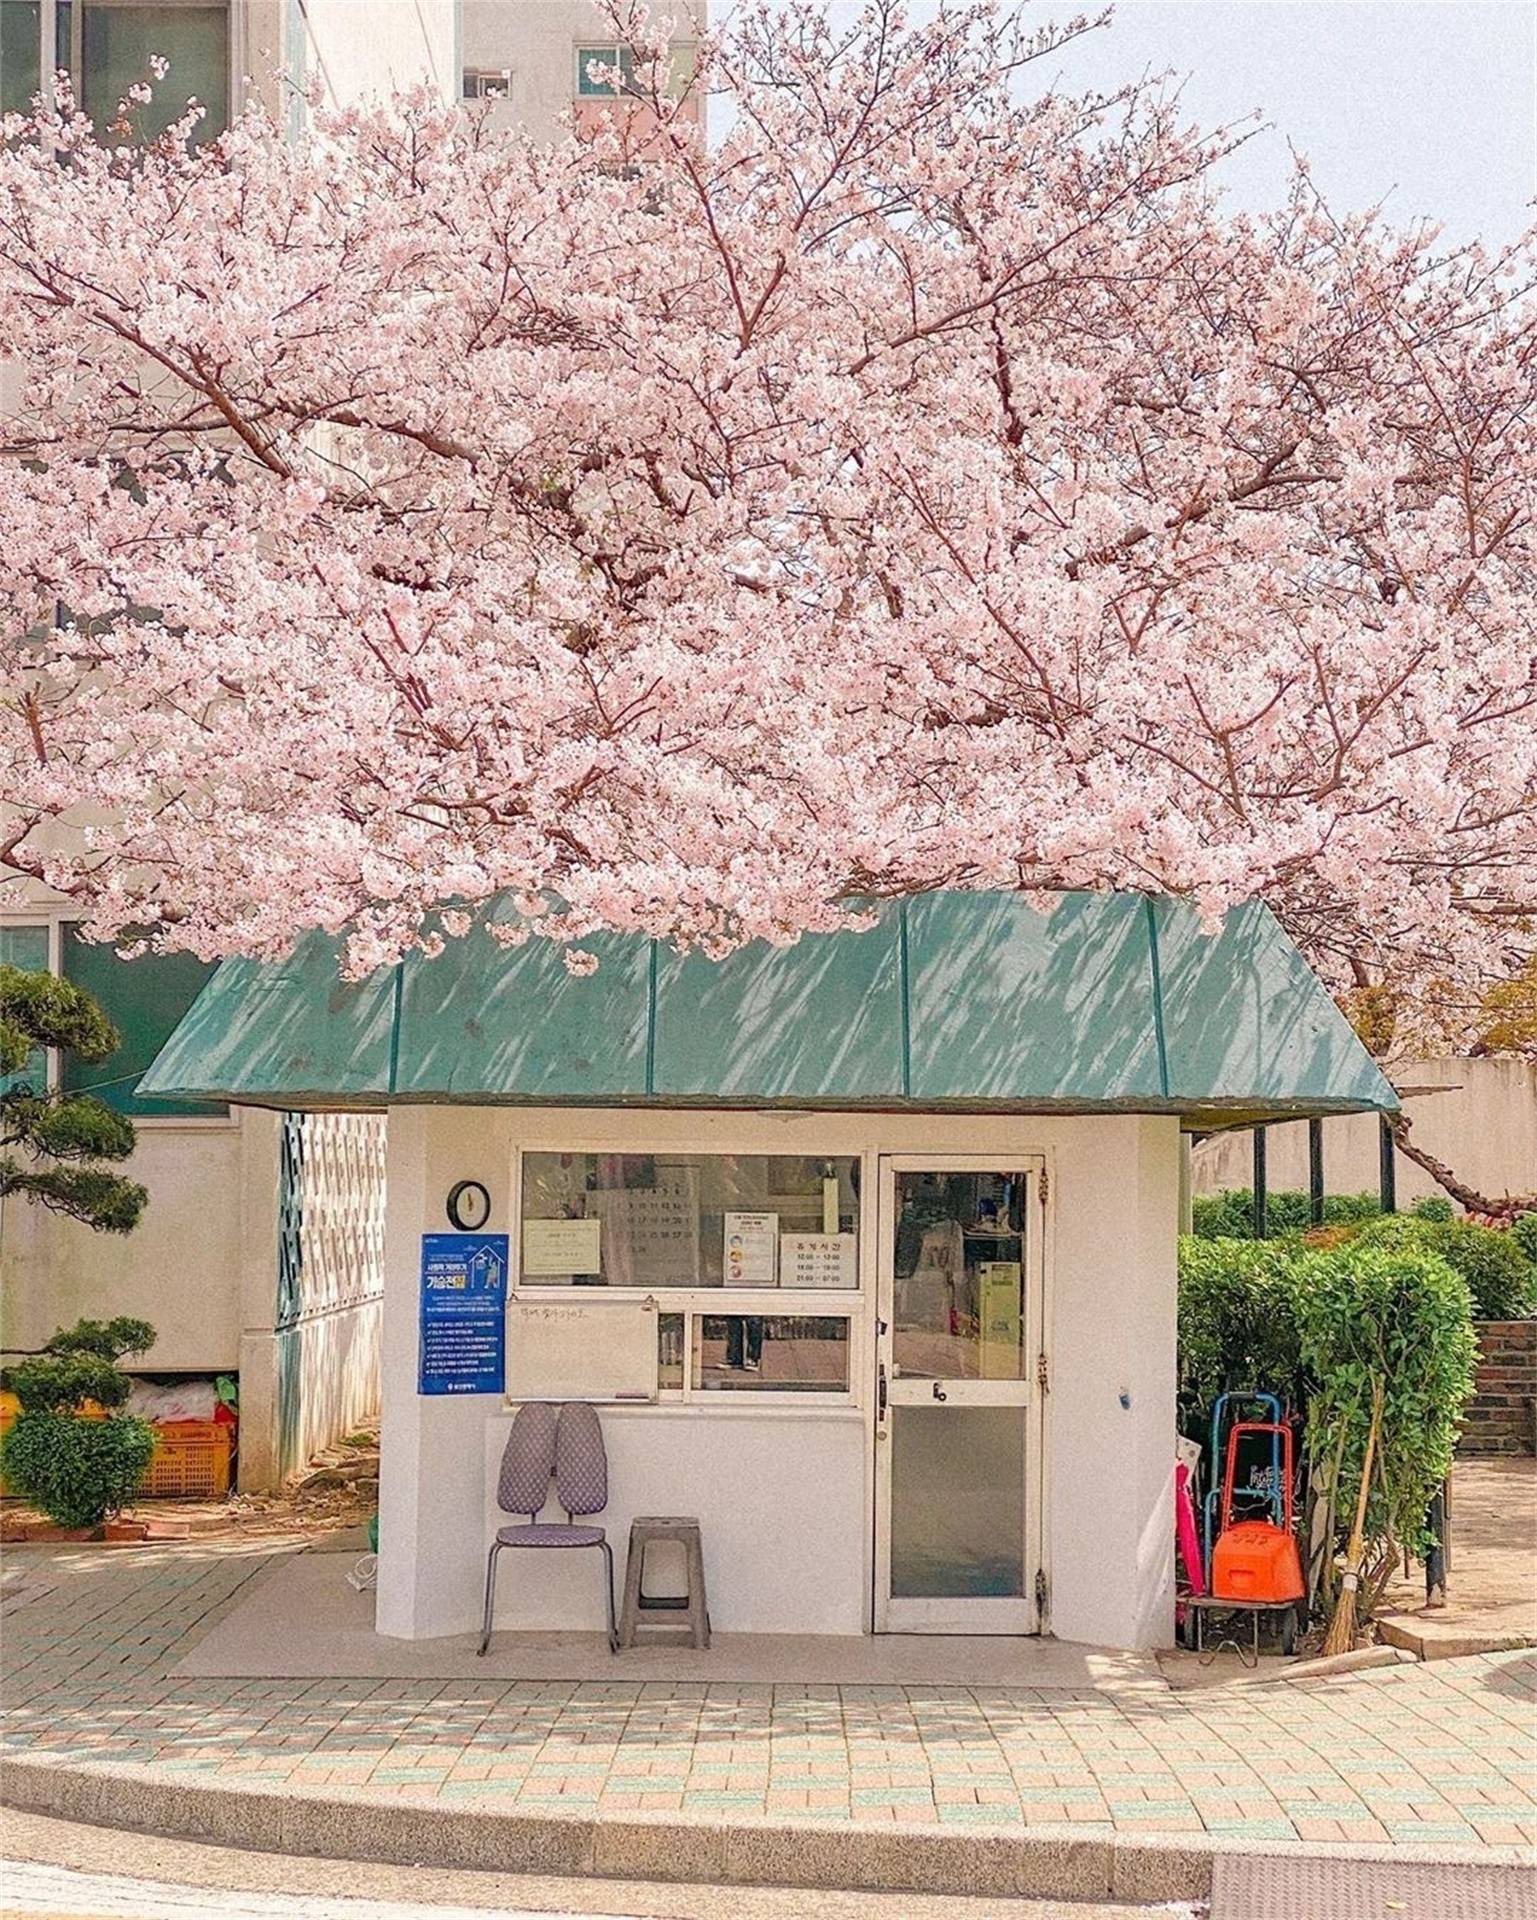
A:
[873,1155,1047,1634]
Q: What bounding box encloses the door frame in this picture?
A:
[872,1153,1050,1635]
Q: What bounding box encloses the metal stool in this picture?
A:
[618,1515,710,1650]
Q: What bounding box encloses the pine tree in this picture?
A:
[0,965,147,1232]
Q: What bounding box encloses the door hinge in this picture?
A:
[1038,1167,1050,1207]
[1034,1567,1049,1620]
[1036,1349,1050,1393]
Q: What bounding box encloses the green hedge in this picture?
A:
[1190,1188,1383,1240]
[1178,1231,1479,1586]
[1190,1190,1536,1320]
[1356,1216,1536,1321]
[1299,1242,1477,1567]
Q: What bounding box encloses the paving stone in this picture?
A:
[1,1540,1534,1884]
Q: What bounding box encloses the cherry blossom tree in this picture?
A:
[1,0,1533,1047]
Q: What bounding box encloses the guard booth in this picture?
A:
[142,892,1397,1653]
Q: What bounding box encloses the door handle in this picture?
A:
[877,1363,888,1420]
[932,1382,948,1402]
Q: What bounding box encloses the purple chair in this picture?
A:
[478,1400,618,1655]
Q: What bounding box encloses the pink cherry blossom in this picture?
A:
[0,1,1533,1051]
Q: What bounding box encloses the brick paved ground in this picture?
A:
[2,1543,1533,1852]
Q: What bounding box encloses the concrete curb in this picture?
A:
[3,1753,1532,1905]
[1377,1614,1537,1661]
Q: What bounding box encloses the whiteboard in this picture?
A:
[505,1296,660,1403]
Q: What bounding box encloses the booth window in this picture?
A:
[693,1316,851,1394]
[520,1152,859,1291]
[0,925,50,1094]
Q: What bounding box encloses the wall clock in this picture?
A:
[446,1179,492,1232]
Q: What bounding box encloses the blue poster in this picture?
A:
[418,1233,507,1396]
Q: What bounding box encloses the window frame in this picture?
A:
[461,66,509,100]
[511,1142,867,1408]
[573,39,695,101]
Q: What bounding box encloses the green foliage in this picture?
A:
[1298,1242,1477,1564]
[0,965,118,1072]
[1357,1215,1536,1321]
[0,1316,158,1528]
[1177,1237,1306,1425]
[1410,1195,1455,1223]
[1190,1188,1381,1240]
[0,964,147,1234]
[1511,1212,1537,1268]
[0,1412,156,1529]
[1178,1232,1478,1610]
[3,1316,155,1414]
[45,1317,157,1362]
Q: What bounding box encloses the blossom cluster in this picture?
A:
[1,1,1533,1044]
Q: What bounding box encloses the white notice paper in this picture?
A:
[724,1212,778,1287]
[780,1232,857,1290]
[522,1216,602,1277]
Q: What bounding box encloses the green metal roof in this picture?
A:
[139,892,1398,1129]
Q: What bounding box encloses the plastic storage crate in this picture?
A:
[142,1420,233,1499]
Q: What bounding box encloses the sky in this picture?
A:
[1030,1,1535,249]
[752,1,1536,251]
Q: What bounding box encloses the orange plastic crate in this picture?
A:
[142,1420,233,1499]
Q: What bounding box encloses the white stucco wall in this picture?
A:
[0,1116,252,1372]
[376,1104,1179,1652]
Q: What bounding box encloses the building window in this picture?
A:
[0,923,51,1095]
[58,923,224,1116]
[1,0,230,146]
[520,1151,859,1291]
[462,67,509,100]
[575,41,694,100]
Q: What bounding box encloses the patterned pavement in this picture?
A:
[1,1543,1533,1852]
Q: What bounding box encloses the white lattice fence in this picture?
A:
[277,1111,387,1330]
[272,1111,387,1480]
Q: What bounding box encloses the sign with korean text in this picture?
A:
[419,1232,507,1395]
[779,1232,857,1289]
[724,1211,778,1287]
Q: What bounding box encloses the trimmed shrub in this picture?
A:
[1177,1236,1306,1426]
[1,1412,156,1530]
[0,1315,156,1530]
[1510,1212,1537,1270]
[1298,1241,1477,1567]
[1357,1215,1536,1322]
[1191,1188,1381,1241]
[1410,1196,1455,1223]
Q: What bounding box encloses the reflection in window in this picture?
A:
[657,1311,686,1391]
[575,41,694,99]
[892,1170,1027,1381]
[692,1316,850,1393]
[520,1152,859,1290]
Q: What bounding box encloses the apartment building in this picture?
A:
[459,0,705,142]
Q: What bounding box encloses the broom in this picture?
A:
[1322,1377,1385,1656]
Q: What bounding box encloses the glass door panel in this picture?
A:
[890,1405,1025,1598]
[892,1169,1026,1381]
